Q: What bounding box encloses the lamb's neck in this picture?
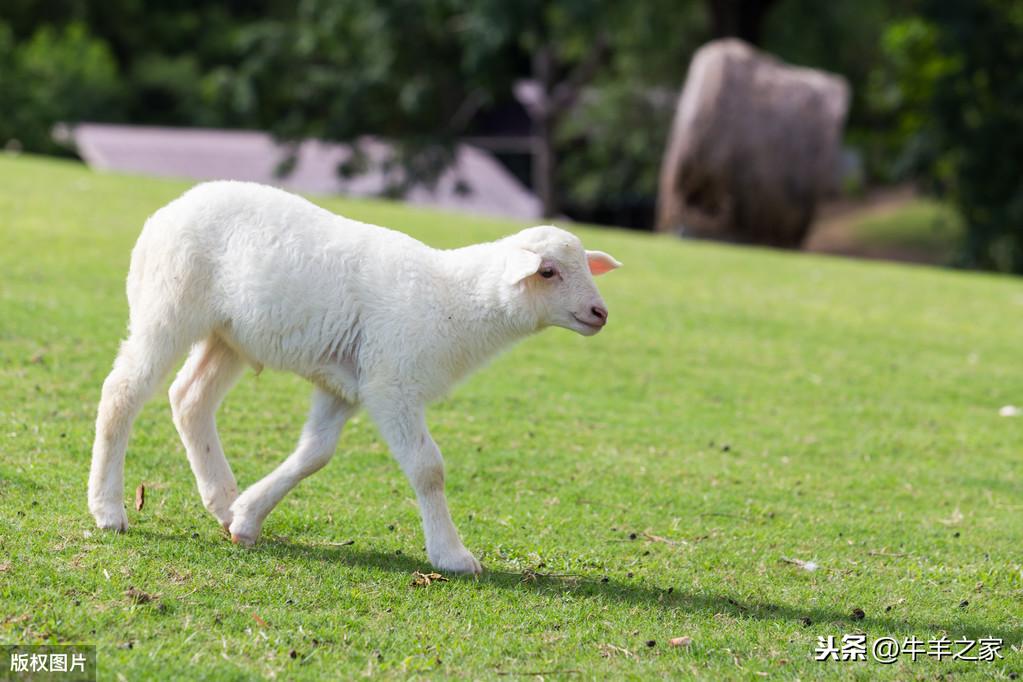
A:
[433,245,539,363]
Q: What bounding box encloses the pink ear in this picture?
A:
[586,250,621,276]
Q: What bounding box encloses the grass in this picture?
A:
[1,154,1021,680]
[809,193,965,265]
[850,198,963,258]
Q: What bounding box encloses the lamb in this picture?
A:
[88,181,620,574]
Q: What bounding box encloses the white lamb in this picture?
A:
[88,181,620,574]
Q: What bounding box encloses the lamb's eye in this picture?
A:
[540,267,557,279]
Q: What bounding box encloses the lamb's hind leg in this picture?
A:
[229,388,353,545]
[89,329,190,531]
[169,335,245,530]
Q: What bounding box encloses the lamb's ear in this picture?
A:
[503,249,543,284]
[586,250,622,276]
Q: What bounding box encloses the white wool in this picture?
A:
[88,181,619,574]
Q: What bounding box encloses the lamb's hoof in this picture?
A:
[91,504,129,533]
[230,532,256,547]
[431,549,482,576]
[215,509,234,534]
[228,516,259,547]
[207,492,237,532]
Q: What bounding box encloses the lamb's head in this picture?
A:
[501,225,620,336]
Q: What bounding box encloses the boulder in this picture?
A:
[656,39,849,247]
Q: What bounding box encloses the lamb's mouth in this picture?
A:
[571,314,604,331]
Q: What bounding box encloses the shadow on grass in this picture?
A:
[134,528,1019,644]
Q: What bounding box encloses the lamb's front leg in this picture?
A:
[228,389,353,545]
[367,399,481,575]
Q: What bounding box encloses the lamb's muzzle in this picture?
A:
[87,181,621,575]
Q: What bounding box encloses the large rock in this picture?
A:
[656,39,849,247]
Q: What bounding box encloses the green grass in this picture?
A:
[849,198,964,262]
[1,154,1021,680]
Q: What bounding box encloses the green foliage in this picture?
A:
[556,1,707,214]
[557,84,675,209]
[213,1,483,186]
[214,1,706,199]
[2,154,1022,679]
[871,1,1023,273]
[0,21,121,153]
[764,0,918,185]
[2,1,1019,245]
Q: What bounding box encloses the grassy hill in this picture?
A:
[1,154,1020,679]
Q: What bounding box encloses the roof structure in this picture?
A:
[66,123,542,220]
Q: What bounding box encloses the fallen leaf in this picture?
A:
[597,643,635,659]
[125,587,158,604]
[0,562,10,573]
[642,530,687,547]
[410,571,448,587]
[999,405,1020,417]
[938,507,964,526]
[669,636,692,647]
[780,557,818,572]
[252,613,268,627]
[135,484,145,512]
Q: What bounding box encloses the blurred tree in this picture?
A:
[0,21,121,153]
[217,1,706,217]
[763,0,916,185]
[1,0,962,237]
[1,1,276,128]
[873,0,1023,272]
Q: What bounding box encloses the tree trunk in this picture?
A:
[532,113,558,218]
[532,45,559,218]
[706,0,779,46]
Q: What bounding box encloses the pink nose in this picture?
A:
[591,305,608,325]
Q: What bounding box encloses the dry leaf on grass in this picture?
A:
[0,562,11,573]
[252,613,268,627]
[598,643,635,659]
[643,530,687,547]
[135,484,145,512]
[670,636,693,647]
[780,557,819,572]
[939,507,964,526]
[410,571,449,587]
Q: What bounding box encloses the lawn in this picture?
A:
[808,191,964,266]
[1,154,1021,680]
[848,198,962,257]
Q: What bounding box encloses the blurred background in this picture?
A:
[2,0,1021,273]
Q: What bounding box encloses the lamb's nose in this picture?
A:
[591,305,608,323]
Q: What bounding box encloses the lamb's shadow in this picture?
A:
[136,529,1021,645]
